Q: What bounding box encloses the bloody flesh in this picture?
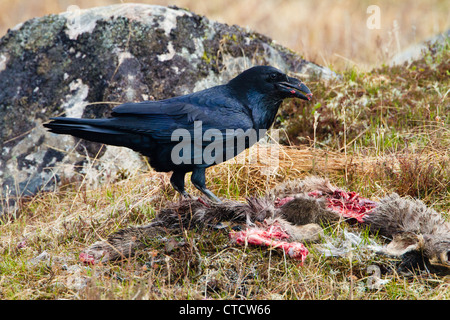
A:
[229,222,309,264]
[309,189,377,223]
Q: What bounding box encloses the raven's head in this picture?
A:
[228,66,313,102]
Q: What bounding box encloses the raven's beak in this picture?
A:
[279,77,313,101]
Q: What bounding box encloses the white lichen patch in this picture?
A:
[156,7,187,36]
[261,43,289,71]
[98,146,146,177]
[193,70,223,92]
[116,50,134,65]
[192,55,254,93]
[79,145,146,189]
[60,4,190,40]
[125,75,137,101]
[157,42,176,62]
[62,5,100,40]
[4,123,73,186]
[0,53,9,72]
[62,79,89,118]
[113,49,144,101]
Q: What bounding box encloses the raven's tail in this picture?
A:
[44,117,151,151]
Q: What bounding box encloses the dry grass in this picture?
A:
[1,145,449,300]
[1,0,449,71]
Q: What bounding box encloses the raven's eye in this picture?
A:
[269,73,277,80]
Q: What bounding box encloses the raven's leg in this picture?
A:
[191,167,222,203]
[170,170,191,198]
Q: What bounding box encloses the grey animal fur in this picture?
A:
[278,194,340,225]
[84,197,282,262]
[274,177,450,267]
[269,175,337,199]
[364,193,450,266]
[83,176,450,269]
[83,194,330,263]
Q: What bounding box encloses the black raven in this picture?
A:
[44,66,312,202]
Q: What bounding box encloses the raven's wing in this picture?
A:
[109,88,258,165]
[109,87,254,142]
[45,87,258,166]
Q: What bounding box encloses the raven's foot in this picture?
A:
[180,190,192,199]
[200,188,222,203]
[190,167,222,203]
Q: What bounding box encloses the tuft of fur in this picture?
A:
[83,224,167,263]
[278,194,340,225]
[363,193,450,266]
[269,176,336,199]
[364,193,450,236]
[267,219,324,243]
[82,197,279,263]
[153,197,276,229]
